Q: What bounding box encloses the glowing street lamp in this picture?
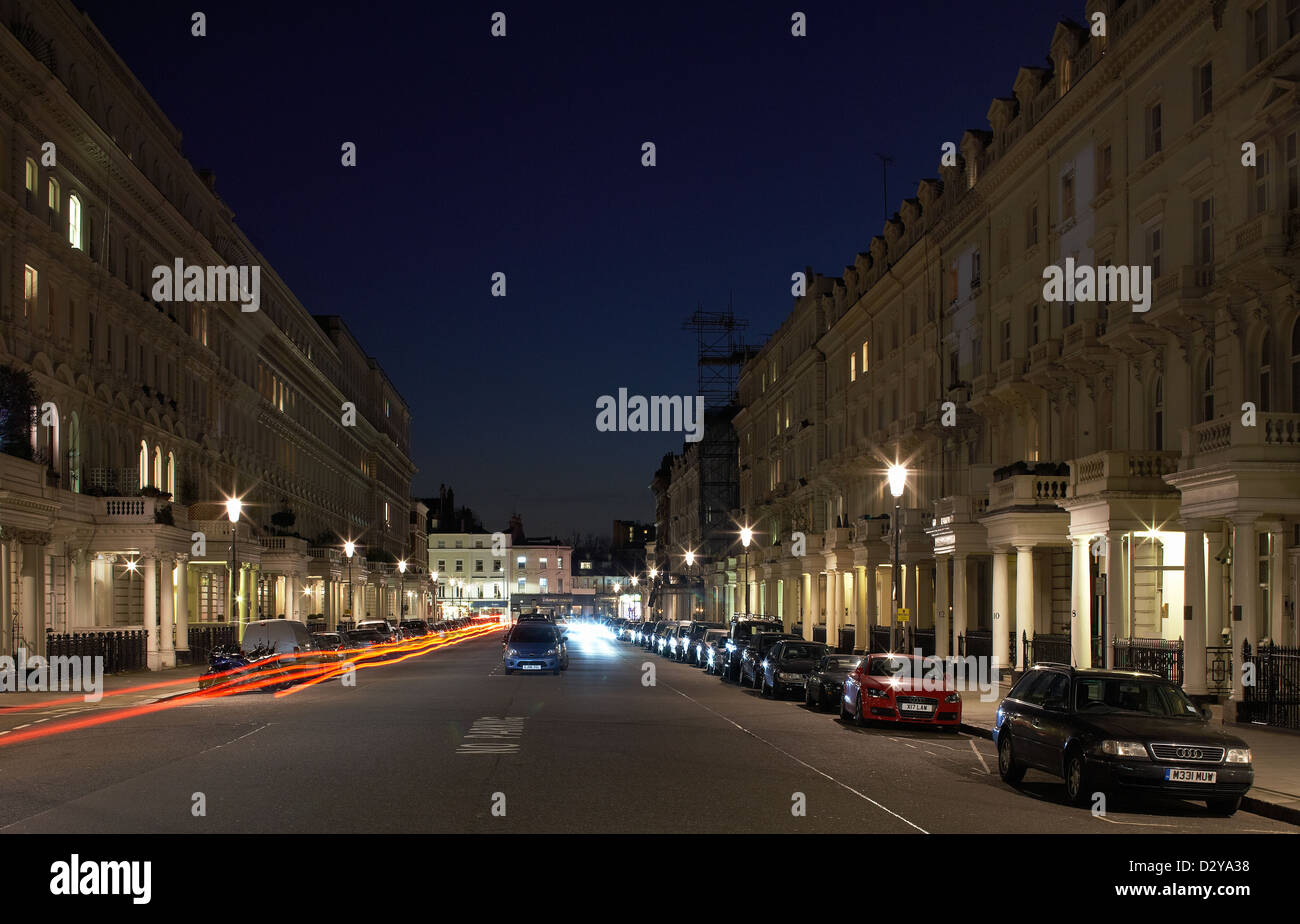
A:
[740,525,753,616]
[398,559,407,617]
[887,464,908,652]
[344,540,356,622]
[225,496,243,626]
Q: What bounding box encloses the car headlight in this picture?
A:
[1226,748,1252,764]
[506,648,518,657]
[866,687,889,698]
[544,647,556,655]
[944,692,960,703]
[1100,740,1149,759]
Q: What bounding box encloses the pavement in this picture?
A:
[0,626,1293,833]
[960,679,1300,826]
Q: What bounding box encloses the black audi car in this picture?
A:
[804,653,863,711]
[993,665,1254,815]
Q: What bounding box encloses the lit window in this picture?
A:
[1061,171,1076,221]
[23,265,37,319]
[1145,103,1162,158]
[24,158,36,194]
[849,353,856,382]
[861,341,869,372]
[48,177,60,213]
[68,194,82,249]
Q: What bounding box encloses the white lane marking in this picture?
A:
[969,738,990,774]
[198,723,268,755]
[662,681,929,834]
[13,724,30,730]
[457,716,526,754]
[1094,814,1175,828]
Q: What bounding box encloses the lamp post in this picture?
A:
[398,559,407,620]
[344,540,355,624]
[887,464,907,653]
[740,526,753,616]
[684,550,696,621]
[431,571,439,621]
[225,496,242,627]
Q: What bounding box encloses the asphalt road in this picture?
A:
[0,625,1293,834]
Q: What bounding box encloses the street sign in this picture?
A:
[897,607,910,623]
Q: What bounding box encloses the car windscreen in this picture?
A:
[736,623,781,638]
[867,656,916,677]
[510,625,558,644]
[780,644,827,661]
[1074,677,1201,718]
[824,656,861,672]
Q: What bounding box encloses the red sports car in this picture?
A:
[840,653,962,730]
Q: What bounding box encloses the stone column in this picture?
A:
[1270,522,1286,643]
[826,570,840,645]
[1071,536,1092,668]
[143,554,159,670]
[159,556,175,668]
[1015,545,1034,670]
[866,562,879,626]
[1105,530,1127,669]
[935,555,950,658]
[1183,527,1207,695]
[992,549,1010,671]
[1206,525,1226,644]
[175,557,190,654]
[952,553,969,651]
[805,570,819,641]
[19,540,47,656]
[1229,515,1258,702]
[0,538,11,656]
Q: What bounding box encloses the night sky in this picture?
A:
[74,0,1072,536]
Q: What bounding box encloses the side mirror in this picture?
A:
[1044,699,1067,713]
[1200,706,1214,721]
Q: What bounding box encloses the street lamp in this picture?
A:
[225,496,242,627]
[740,525,753,616]
[344,540,355,624]
[612,582,621,619]
[887,464,907,653]
[431,571,439,621]
[398,559,407,619]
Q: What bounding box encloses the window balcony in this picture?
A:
[1182,411,1300,471]
[1067,449,1180,499]
[986,463,1070,513]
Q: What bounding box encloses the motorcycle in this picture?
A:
[198,643,277,691]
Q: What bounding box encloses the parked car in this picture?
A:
[720,617,784,682]
[738,632,800,688]
[841,653,961,730]
[399,620,430,637]
[344,629,383,649]
[804,654,863,711]
[503,621,567,675]
[760,640,830,699]
[993,665,1254,813]
[661,622,693,657]
[679,621,725,663]
[355,619,397,643]
[698,629,729,672]
[311,632,349,660]
[643,620,672,651]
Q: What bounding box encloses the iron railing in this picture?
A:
[45,630,146,673]
[188,624,239,663]
[1241,641,1300,730]
[1205,645,1233,696]
[1113,636,1184,684]
[1028,632,1071,665]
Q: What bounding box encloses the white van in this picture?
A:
[241,619,318,657]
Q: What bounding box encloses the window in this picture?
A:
[1260,332,1273,412]
[475,560,484,572]
[1291,319,1300,411]
[971,251,981,289]
[1197,197,1214,266]
[966,154,978,189]
[436,560,446,572]
[1288,0,1300,40]
[1099,144,1112,191]
[1145,103,1162,159]
[849,353,856,383]
[1026,203,1039,246]
[1153,376,1165,450]
[948,349,959,387]
[1250,4,1271,66]
[1058,55,1072,97]
[861,341,869,372]
[1146,226,1163,279]
[68,194,83,249]
[493,560,502,572]
[455,559,464,572]
[1253,145,1272,216]
[139,440,148,489]
[539,578,548,593]
[1203,357,1216,422]
[1286,132,1298,211]
[1031,305,1041,346]
[47,177,60,215]
[1062,171,1076,221]
[23,265,37,319]
[539,558,547,568]
[1000,319,1012,362]
[1195,62,1214,120]
[516,555,526,570]
[518,577,526,592]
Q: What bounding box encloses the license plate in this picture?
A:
[899,702,934,713]
[1165,768,1216,783]
[521,664,542,671]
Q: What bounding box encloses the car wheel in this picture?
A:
[1206,795,1241,816]
[997,728,1025,783]
[1063,747,1092,807]
[839,692,852,721]
[804,684,815,707]
[853,692,868,728]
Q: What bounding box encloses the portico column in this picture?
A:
[935,555,950,658]
[1071,536,1092,668]
[952,553,969,650]
[143,555,159,670]
[827,570,840,645]
[992,549,1010,671]
[847,567,859,650]
[805,570,818,641]
[1183,527,1207,695]
[1105,530,1127,669]
[19,541,47,656]
[159,556,175,668]
[1015,545,1034,671]
[1206,526,1226,644]
[175,557,190,654]
[866,563,880,626]
[285,573,296,620]
[1269,523,1286,644]
[1229,515,1258,702]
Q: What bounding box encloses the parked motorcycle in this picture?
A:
[198,643,276,691]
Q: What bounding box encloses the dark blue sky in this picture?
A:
[75,0,1073,536]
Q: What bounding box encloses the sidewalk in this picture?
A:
[961,680,1300,826]
[0,662,206,708]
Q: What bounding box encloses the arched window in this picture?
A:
[1260,332,1273,413]
[1202,357,1215,422]
[68,194,83,250]
[167,451,175,499]
[68,413,81,493]
[24,157,36,198]
[139,440,148,489]
[47,177,60,216]
[153,446,162,489]
[1291,319,1300,412]
[1153,375,1165,450]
